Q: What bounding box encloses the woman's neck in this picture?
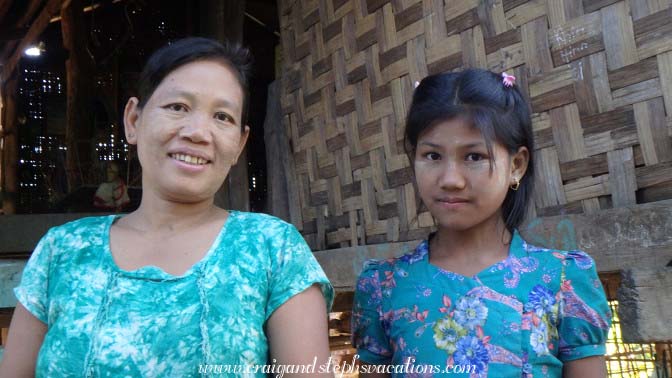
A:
[124,190,223,233]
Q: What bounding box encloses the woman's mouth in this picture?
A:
[169,153,210,165]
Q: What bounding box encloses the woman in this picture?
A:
[1,38,334,377]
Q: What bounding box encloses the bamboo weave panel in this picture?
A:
[278,0,672,250]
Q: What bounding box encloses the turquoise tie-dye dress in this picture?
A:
[352,231,611,378]
[15,211,333,377]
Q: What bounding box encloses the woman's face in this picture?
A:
[123,60,249,203]
[413,118,528,231]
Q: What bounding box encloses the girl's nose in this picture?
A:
[438,161,466,190]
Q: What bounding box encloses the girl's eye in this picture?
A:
[165,103,187,112]
[425,152,441,161]
[465,153,485,162]
[214,112,235,124]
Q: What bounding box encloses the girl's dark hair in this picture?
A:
[404,69,535,232]
[136,37,253,127]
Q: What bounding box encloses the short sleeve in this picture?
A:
[14,229,56,324]
[558,251,612,362]
[265,223,334,319]
[351,262,392,364]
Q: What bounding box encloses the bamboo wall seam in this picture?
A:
[277,0,672,251]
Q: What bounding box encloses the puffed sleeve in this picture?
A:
[351,261,392,364]
[265,222,334,319]
[558,250,612,361]
[14,229,57,324]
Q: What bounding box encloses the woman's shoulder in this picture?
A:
[44,215,113,239]
[229,210,294,231]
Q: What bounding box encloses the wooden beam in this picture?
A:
[0,0,64,80]
[1,75,18,214]
[61,0,94,191]
[0,0,14,27]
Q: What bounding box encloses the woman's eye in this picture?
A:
[214,112,235,124]
[465,153,485,162]
[425,152,441,161]
[165,103,187,112]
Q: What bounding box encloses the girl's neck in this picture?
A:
[431,214,512,262]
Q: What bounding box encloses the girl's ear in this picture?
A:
[123,97,141,145]
[510,146,530,182]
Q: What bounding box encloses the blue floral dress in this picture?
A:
[15,211,333,377]
[352,231,611,378]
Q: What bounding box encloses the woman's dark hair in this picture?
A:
[136,37,253,127]
[404,69,535,232]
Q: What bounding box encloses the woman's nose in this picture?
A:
[179,113,212,143]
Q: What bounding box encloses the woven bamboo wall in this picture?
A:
[277,0,672,251]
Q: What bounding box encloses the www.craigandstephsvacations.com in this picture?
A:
[198,355,477,377]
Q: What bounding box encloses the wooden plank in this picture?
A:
[618,268,672,342]
[588,52,614,112]
[564,174,610,203]
[560,153,609,181]
[581,105,635,135]
[476,0,508,37]
[535,147,567,208]
[484,28,521,55]
[461,25,487,69]
[551,34,604,66]
[505,0,547,28]
[601,1,639,70]
[551,103,587,163]
[633,7,672,60]
[611,78,663,108]
[659,51,672,122]
[608,56,658,90]
[445,8,480,35]
[636,161,672,188]
[394,2,423,31]
[522,16,554,76]
[530,84,575,113]
[486,41,525,72]
[572,58,600,116]
[634,97,672,165]
[607,147,638,206]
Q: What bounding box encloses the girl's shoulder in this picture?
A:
[517,233,597,271]
[357,240,429,279]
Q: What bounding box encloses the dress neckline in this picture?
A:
[423,230,524,280]
[101,211,237,280]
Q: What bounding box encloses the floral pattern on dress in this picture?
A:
[15,212,333,377]
[352,231,612,377]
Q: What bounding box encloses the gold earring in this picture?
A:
[510,177,520,191]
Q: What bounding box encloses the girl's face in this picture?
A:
[414,118,528,231]
[123,60,249,203]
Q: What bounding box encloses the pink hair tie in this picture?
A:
[502,72,516,87]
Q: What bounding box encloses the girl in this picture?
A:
[1,38,334,377]
[352,69,611,378]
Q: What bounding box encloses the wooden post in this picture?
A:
[1,75,18,214]
[61,0,94,191]
[263,81,290,220]
[199,0,250,211]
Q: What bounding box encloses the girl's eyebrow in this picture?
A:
[418,141,486,148]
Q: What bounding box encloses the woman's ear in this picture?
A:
[123,97,141,145]
[232,125,250,165]
[511,146,530,182]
